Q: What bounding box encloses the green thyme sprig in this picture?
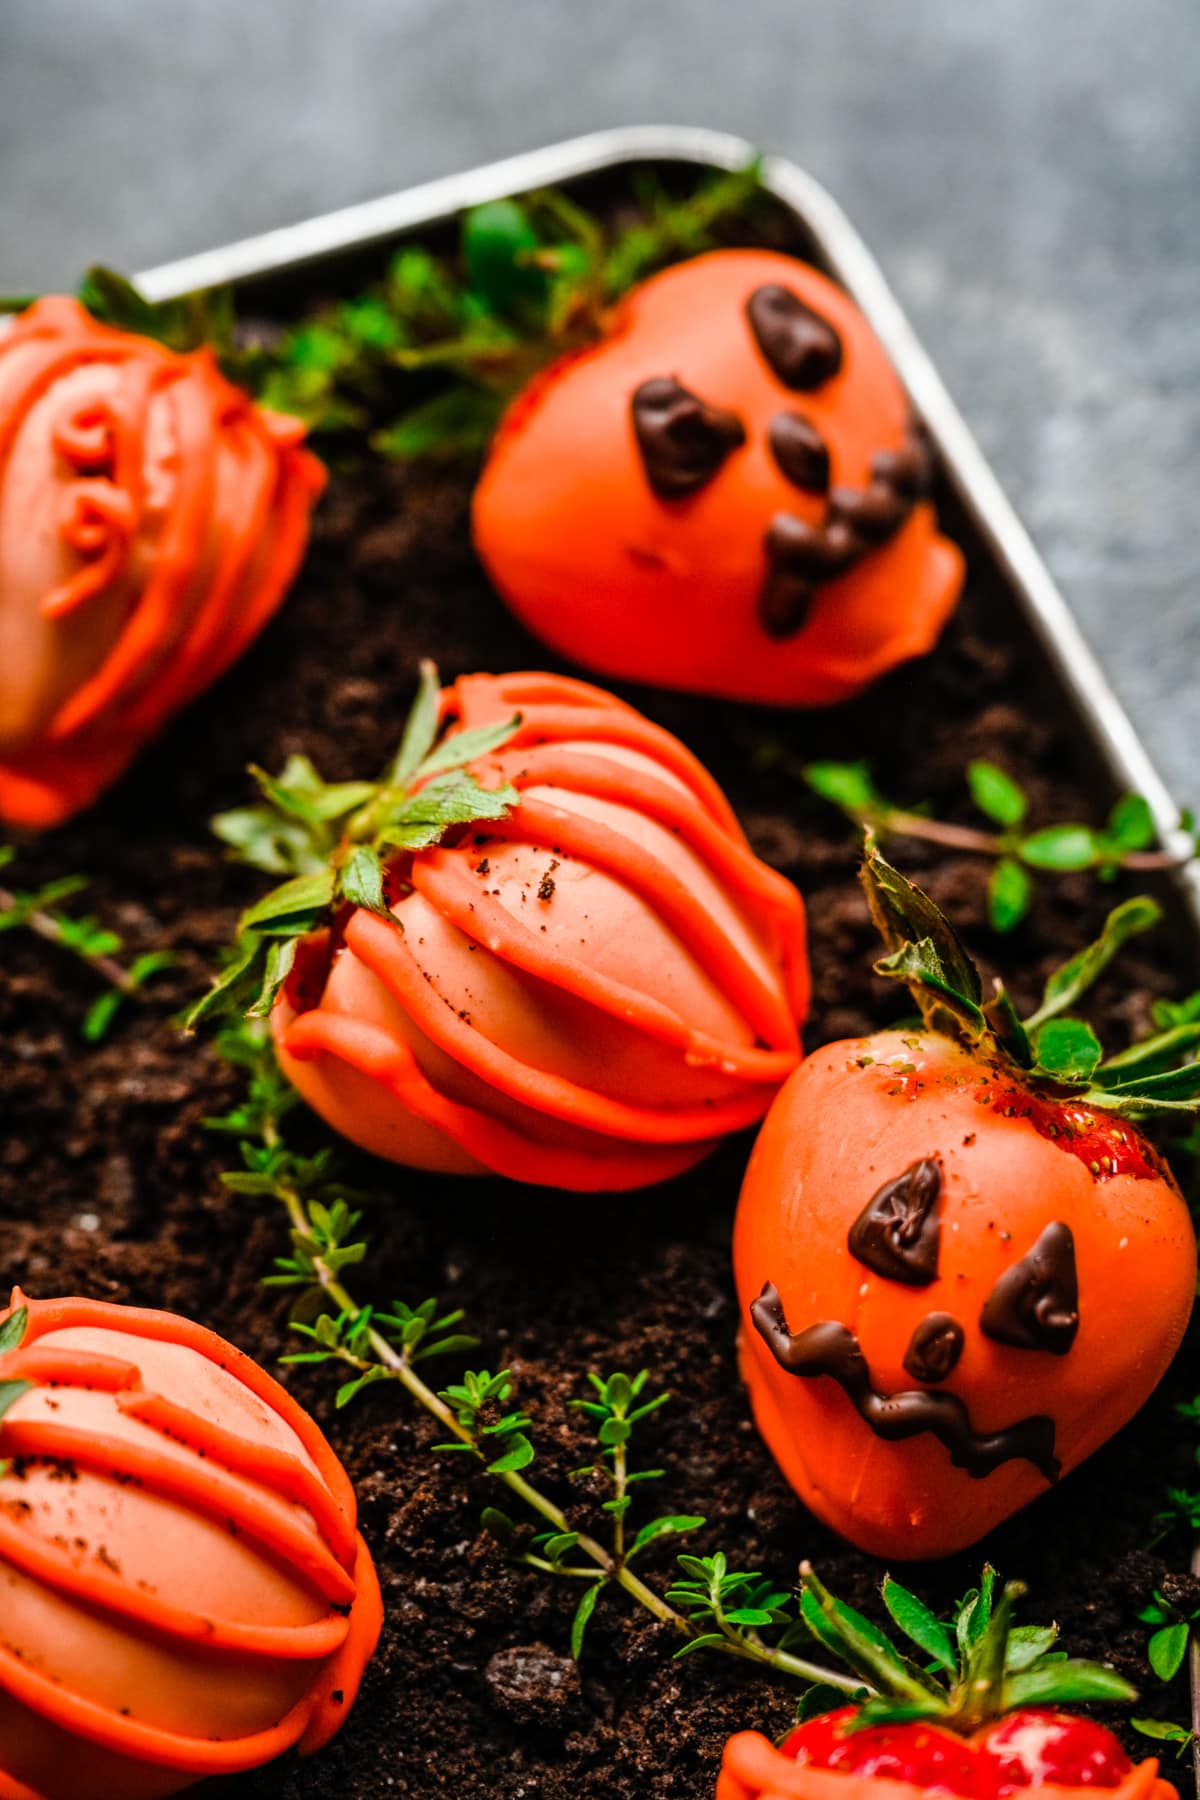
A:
[862,838,1200,1117]
[482,1370,707,1659]
[186,660,521,1030]
[0,847,174,1040]
[203,1018,858,1690]
[795,756,1196,934]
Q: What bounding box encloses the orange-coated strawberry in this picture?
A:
[0,1289,380,1799]
[473,250,963,706]
[733,846,1196,1558]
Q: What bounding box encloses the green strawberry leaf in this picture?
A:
[881,1576,957,1675]
[1032,1017,1103,1082]
[1025,895,1162,1030]
[0,1308,28,1356]
[1005,1661,1137,1708]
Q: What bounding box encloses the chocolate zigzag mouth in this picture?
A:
[757,418,932,639]
[749,1282,1060,1484]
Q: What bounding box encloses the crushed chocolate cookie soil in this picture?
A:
[2,180,1197,1798]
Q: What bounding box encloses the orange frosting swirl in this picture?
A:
[273,670,809,1191]
[716,1732,1178,1800]
[0,1290,381,1800]
[0,297,325,830]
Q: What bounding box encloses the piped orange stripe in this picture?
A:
[345,908,787,1140]
[468,795,799,1049]
[282,1010,713,1190]
[0,1635,313,1777]
[444,668,745,838]
[9,1292,358,1540]
[0,1416,355,1608]
[0,1510,348,1661]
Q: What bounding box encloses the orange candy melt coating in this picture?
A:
[716,1731,1178,1800]
[273,669,809,1191]
[472,249,964,707]
[732,1031,1197,1559]
[0,296,325,830]
[0,1290,381,1800]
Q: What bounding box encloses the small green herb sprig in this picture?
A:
[1150,1393,1200,1548]
[0,847,174,1040]
[1140,1589,1199,1685]
[796,757,1196,934]
[205,1017,857,1689]
[862,837,1200,1115]
[186,661,520,1030]
[1132,1564,1200,1762]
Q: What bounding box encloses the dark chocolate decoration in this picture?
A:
[631,376,746,499]
[746,285,843,390]
[848,1158,943,1286]
[757,419,933,640]
[903,1313,965,1384]
[750,1283,1059,1483]
[980,1221,1079,1355]
[769,413,831,493]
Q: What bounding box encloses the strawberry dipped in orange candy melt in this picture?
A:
[719,1566,1176,1800]
[0,1288,381,1800]
[472,249,964,706]
[733,843,1196,1560]
[190,663,809,1192]
[0,295,325,830]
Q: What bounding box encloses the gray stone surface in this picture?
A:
[2,0,1198,796]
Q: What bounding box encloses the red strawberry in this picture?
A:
[716,1568,1166,1800]
[974,1710,1133,1793]
[782,1708,980,1795]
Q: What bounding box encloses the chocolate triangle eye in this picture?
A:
[769,413,830,493]
[631,377,745,498]
[903,1313,964,1384]
[746,285,843,390]
[981,1222,1079,1355]
[847,1158,942,1286]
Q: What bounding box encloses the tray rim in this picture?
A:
[134,119,1198,928]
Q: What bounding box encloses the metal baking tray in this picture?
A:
[136,123,1200,931]
[134,124,1200,1775]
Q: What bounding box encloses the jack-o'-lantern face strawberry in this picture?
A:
[472,250,964,707]
[732,847,1197,1560]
